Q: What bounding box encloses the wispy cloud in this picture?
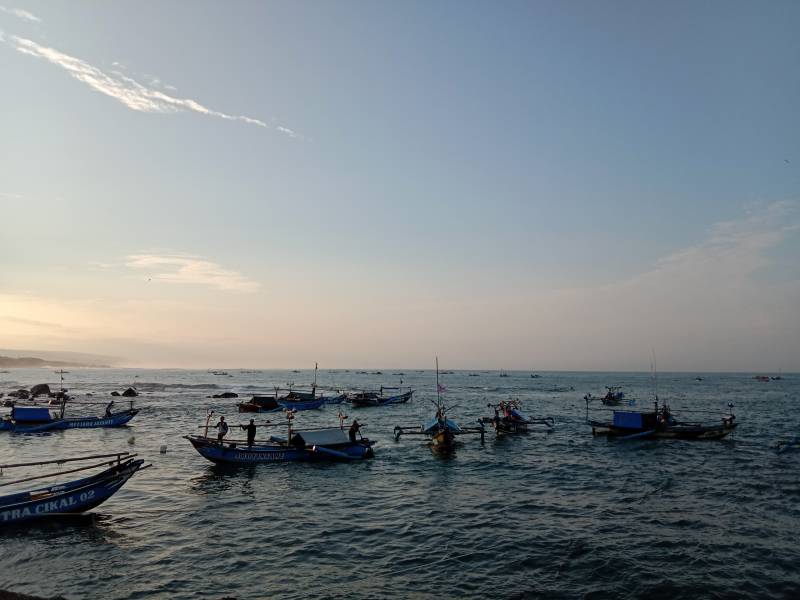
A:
[1,34,296,135]
[0,6,41,22]
[0,191,24,199]
[125,253,260,292]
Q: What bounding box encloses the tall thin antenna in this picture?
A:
[435,356,440,407]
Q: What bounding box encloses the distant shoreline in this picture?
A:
[0,356,109,369]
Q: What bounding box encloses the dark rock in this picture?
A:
[111,391,120,397]
[9,389,29,399]
[30,383,51,397]
[212,392,238,398]
[121,387,138,397]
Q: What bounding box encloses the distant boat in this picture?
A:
[349,387,413,407]
[753,375,770,382]
[499,370,509,378]
[468,373,480,377]
[0,452,147,525]
[584,386,627,406]
[530,373,541,379]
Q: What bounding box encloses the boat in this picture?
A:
[584,386,627,406]
[586,399,737,440]
[0,452,148,525]
[237,392,325,413]
[530,373,541,379]
[186,412,374,464]
[499,370,509,378]
[753,375,770,382]
[349,387,413,407]
[0,402,138,433]
[479,399,554,436]
[393,358,484,454]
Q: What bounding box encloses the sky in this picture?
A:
[1,1,798,370]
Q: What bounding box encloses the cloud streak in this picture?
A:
[0,6,41,22]
[125,253,260,292]
[1,34,295,134]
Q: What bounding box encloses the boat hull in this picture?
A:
[0,410,139,433]
[185,436,374,464]
[0,459,144,525]
[590,420,737,440]
[351,391,413,407]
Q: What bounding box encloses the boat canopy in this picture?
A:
[423,417,462,434]
[291,428,351,447]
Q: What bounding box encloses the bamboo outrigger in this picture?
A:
[393,358,484,454]
[479,399,554,436]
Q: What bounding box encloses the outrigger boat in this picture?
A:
[1,370,139,433]
[587,398,737,440]
[479,399,554,436]
[584,386,627,406]
[393,358,484,454]
[238,391,325,413]
[186,410,375,464]
[349,386,413,407]
[1,401,138,433]
[0,452,148,525]
[238,364,340,412]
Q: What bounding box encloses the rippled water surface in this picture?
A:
[1,369,799,599]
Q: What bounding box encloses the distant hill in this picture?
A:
[0,355,109,368]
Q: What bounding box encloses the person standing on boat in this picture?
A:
[349,419,361,442]
[105,400,115,417]
[214,416,229,443]
[240,419,257,447]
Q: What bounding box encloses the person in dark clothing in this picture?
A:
[105,400,115,417]
[240,419,257,447]
[348,419,361,443]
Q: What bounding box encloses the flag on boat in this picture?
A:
[437,383,447,393]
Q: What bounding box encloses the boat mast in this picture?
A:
[435,356,440,409]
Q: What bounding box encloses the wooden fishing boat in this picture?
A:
[584,386,627,406]
[186,412,374,464]
[237,392,325,413]
[479,400,554,436]
[393,358,484,454]
[587,399,737,440]
[0,453,148,525]
[349,387,413,407]
[0,404,138,433]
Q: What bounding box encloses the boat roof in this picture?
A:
[423,417,462,434]
[292,428,351,446]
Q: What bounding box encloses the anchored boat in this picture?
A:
[0,452,148,525]
[393,358,484,454]
[1,403,138,433]
[479,399,554,436]
[349,386,413,407]
[186,411,374,464]
[583,386,627,406]
[587,398,737,440]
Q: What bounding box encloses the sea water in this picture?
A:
[0,369,798,599]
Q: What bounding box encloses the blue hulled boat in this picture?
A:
[393,358,484,454]
[0,453,147,525]
[0,405,139,433]
[186,424,374,464]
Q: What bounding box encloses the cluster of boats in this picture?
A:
[0,365,768,527]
